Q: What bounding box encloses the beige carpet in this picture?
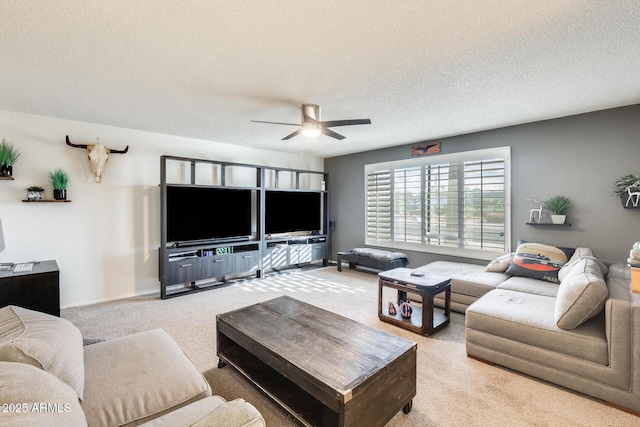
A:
[63,267,637,426]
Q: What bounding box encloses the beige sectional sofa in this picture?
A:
[420,260,510,312]
[418,247,640,415]
[0,305,265,427]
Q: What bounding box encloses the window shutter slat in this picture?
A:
[366,169,392,240]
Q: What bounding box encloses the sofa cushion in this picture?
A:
[497,276,560,297]
[451,271,510,298]
[416,261,508,298]
[0,361,87,427]
[558,247,609,281]
[555,257,609,330]
[465,289,608,365]
[485,252,514,273]
[352,247,408,260]
[557,247,593,282]
[81,329,212,427]
[0,305,85,400]
[505,242,571,283]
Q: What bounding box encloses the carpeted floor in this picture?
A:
[63,267,638,426]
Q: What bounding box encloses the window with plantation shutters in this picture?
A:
[364,147,510,260]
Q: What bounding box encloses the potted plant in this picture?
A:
[48,168,69,200]
[26,186,45,201]
[545,195,572,224]
[0,138,20,178]
[614,173,640,207]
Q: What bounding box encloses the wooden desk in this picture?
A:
[0,260,60,316]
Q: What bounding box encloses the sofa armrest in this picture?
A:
[139,396,265,427]
[601,264,635,389]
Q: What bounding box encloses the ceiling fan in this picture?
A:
[251,104,371,140]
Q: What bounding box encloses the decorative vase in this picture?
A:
[0,165,12,177]
[388,302,397,316]
[550,215,566,224]
[399,299,412,318]
[53,189,67,200]
[27,191,43,201]
[621,193,640,208]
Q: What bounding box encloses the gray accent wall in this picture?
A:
[324,105,640,266]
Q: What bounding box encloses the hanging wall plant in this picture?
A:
[0,138,20,177]
[614,174,640,208]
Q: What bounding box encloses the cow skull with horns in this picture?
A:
[66,135,129,183]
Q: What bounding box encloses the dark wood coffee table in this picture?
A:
[378,268,451,336]
[217,295,416,427]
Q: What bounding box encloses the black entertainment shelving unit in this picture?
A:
[159,155,329,299]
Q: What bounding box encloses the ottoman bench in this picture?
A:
[337,247,409,272]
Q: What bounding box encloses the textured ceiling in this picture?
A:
[1,1,639,158]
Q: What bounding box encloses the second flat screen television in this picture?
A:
[265,191,321,235]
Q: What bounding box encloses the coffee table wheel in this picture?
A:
[218,359,227,368]
[402,400,413,414]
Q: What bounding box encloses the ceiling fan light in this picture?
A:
[301,128,321,137]
[301,124,321,137]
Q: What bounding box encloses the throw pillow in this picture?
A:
[555,257,608,330]
[505,242,571,283]
[485,253,514,273]
[0,361,87,427]
[558,247,593,282]
[0,305,85,400]
[558,247,609,281]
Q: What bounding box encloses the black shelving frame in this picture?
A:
[159,155,329,299]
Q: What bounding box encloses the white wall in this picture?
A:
[0,110,323,308]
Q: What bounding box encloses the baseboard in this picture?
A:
[605,401,640,417]
[467,354,496,366]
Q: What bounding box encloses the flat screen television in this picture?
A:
[166,186,252,244]
[265,191,321,235]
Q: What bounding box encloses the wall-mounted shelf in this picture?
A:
[22,199,71,203]
[526,222,571,227]
[0,176,14,180]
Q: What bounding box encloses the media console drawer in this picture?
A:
[201,256,233,278]
[166,259,201,285]
[233,251,259,273]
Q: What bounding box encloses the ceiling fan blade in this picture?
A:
[250,120,300,126]
[320,119,371,128]
[321,128,346,140]
[282,129,303,140]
